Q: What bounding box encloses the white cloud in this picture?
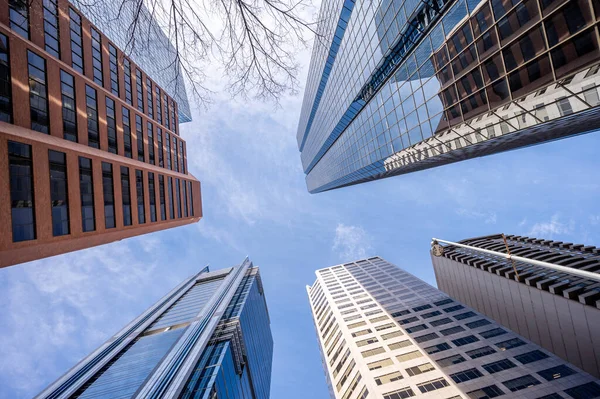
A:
[455,208,497,224]
[332,224,373,261]
[528,214,574,238]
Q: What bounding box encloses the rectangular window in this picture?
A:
[183,180,188,217]
[157,127,163,167]
[0,33,11,123]
[165,132,171,169]
[454,311,476,320]
[102,162,115,229]
[443,305,464,313]
[375,371,403,385]
[179,141,185,173]
[450,368,484,383]
[356,337,378,347]
[60,70,77,142]
[381,330,403,340]
[412,304,432,312]
[430,317,453,326]
[43,0,60,58]
[122,107,132,158]
[368,358,393,370]
[387,341,411,351]
[49,150,69,236]
[421,310,442,319]
[175,178,182,218]
[514,350,549,364]
[85,85,99,148]
[480,328,507,339]
[396,350,423,362]
[391,310,410,317]
[399,316,418,325]
[361,347,385,358]
[414,333,438,343]
[188,181,194,216]
[156,87,162,124]
[168,177,175,219]
[9,141,36,241]
[467,385,504,398]
[135,170,145,224]
[79,157,95,232]
[105,97,117,153]
[466,346,496,359]
[440,326,466,336]
[136,115,144,161]
[406,324,427,333]
[483,359,517,374]
[406,363,435,377]
[452,335,479,346]
[173,136,179,172]
[27,50,49,134]
[170,100,176,134]
[146,78,153,119]
[383,387,415,399]
[121,166,131,226]
[164,93,169,127]
[502,375,541,392]
[564,382,600,399]
[136,69,144,112]
[123,58,132,105]
[159,175,166,220]
[9,0,29,39]
[434,298,453,306]
[537,365,576,381]
[496,338,525,351]
[69,9,83,73]
[109,44,119,96]
[466,319,491,329]
[147,123,155,165]
[148,172,156,222]
[437,354,466,367]
[417,378,449,393]
[91,28,103,86]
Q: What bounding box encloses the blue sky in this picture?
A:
[2,41,600,399]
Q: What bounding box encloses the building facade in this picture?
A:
[307,257,600,398]
[297,0,600,193]
[36,258,273,399]
[0,0,202,268]
[432,233,600,379]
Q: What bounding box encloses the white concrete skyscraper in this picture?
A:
[307,257,600,399]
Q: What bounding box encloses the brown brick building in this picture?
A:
[0,0,202,268]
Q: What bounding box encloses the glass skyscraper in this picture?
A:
[36,258,273,399]
[297,0,600,193]
[432,233,600,378]
[307,257,600,398]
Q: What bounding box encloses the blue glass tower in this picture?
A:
[35,259,273,399]
[298,0,600,193]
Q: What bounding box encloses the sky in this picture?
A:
[2,18,600,399]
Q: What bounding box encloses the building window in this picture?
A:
[43,0,60,58]
[383,387,415,399]
[69,9,83,73]
[157,127,163,167]
[391,310,410,317]
[90,28,103,86]
[188,181,194,216]
[466,319,491,329]
[466,385,504,398]
[179,141,185,173]
[121,166,131,226]
[450,368,483,383]
[430,317,453,326]
[136,115,144,161]
[375,371,403,385]
[483,359,517,374]
[27,50,49,134]
[60,70,77,142]
[361,347,385,358]
[164,93,169,127]
[175,179,182,218]
[502,375,541,392]
[146,77,153,119]
[368,358,393,370]
[9,0,29,39]
[496,338,525,351]
[466,346,496,359]
[479,328,507,339]
[156,87,162,124]
[396,350,423,362]
[417,377,449,393]
[148,172,156,222]
[537,365,576,381]
[564,382,600,399]
[434,298,453,306]
[412,304,432,312]
[105,97,117,153]
[159,175,166,220]
[406,324,427,333]
[136,69,144,112]
[165,132,172,169]
[440,326,465,336]
[452,335,479,346]
[443,304,464,313]
[168,177,175,219]
[79,157,95,232]
[436,354,466,368]
[122,107,132,158]
[424,343,451,354]
[514,350,549,364]
[170,100,176,134]
[173,136,179,172]
[123,58,132,105]
[135,170,145,224]
[183,180,188,217]
[49,150,69,236]
[85,85,99,148]
[414,333,438,343]
[421,310,441,319]
[109,44,119,96]
[8,141,36,242]
[148,123,155,165]
[454,311,476,320]
[0,33,11,123]
[405,363,435,377]
[101,162,115,229]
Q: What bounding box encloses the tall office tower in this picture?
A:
[432,234,600,379]
[297,0,600,193]
[307,257,600,399]
[0,0,202,268]
[36,258,273,399]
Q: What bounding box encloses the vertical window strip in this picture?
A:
[43,0,60,58]
[156,87,162,124]
[136,115,144,162]
[170,99,176,134]
[27,50,50,134]
[146,78,153,119]
[85,85,99,148]
[69,9,84,73]
[91,28,103,86]
[157,127,163,167]
[168,176,174,219]
[136,69,144,112]
[166,132,172,169]
[0,33,11,123]
[8,141,36,241]
[175,178,181,218]
[109,44,119,96]
[159,175,166,220]
[49,150,69,236]
[188,181,194,216]
[179,141,185,173]
[164,93,169,127]
[121,166,132,226]
[60,70,77,142]
[9,0,29,39]
[79,157,95,232]
[124,58,132,105]
[148,122,155,165]
[102,162,116,229]
[183,180,188,217]
[122,107,132,158]
[173,136,179,172]
[148,172,156,222]
[105,97,117,153]
[136,170,145,224]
